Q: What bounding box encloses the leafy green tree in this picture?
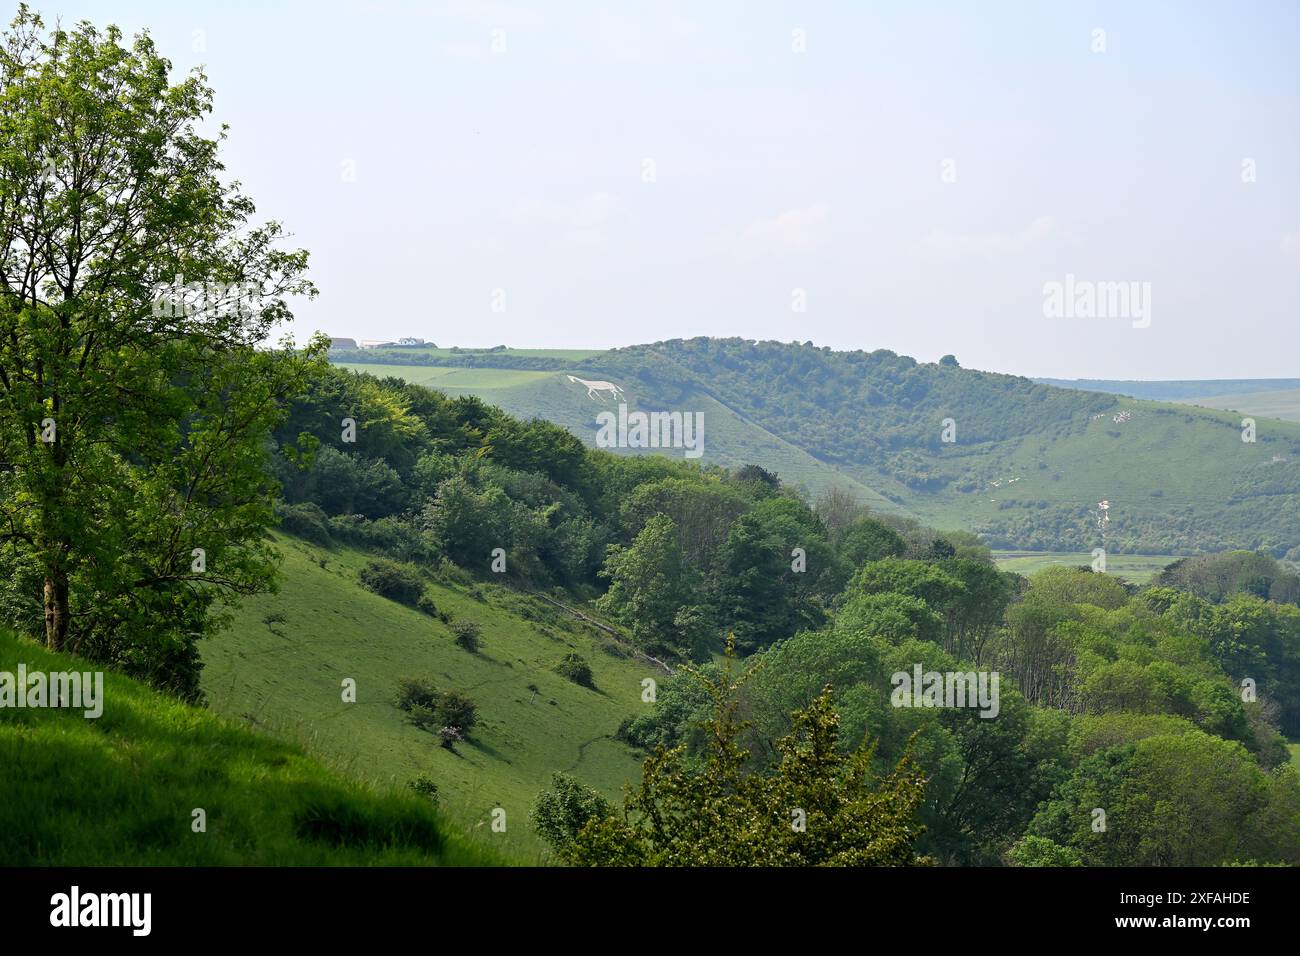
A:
[743,626,889,761]
[596,514,692,653]
[844,558,966,615]
[435,689,478,736]
[835,591,944,646]
[1155,550,1300,605]
[531,772,612,856]
[563,651,930,867]
[620,476,749,569]
[672,604,718,661]
[449,620,481,653]
[0,9,322,694]
[1007,835,1081,867]
[938,559,1015,663]
[1026,565,1130,611]
[838,515,907,569]
[421,471,538,570]
[290,446,408,518]
[710,497,832,652]
[1029,732,1300,866]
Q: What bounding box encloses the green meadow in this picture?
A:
[338,362,554,391]
[992,550,1176,584]
[0,627,496,865]
[203,534,655,859]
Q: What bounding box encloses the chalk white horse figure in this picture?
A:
[567,375,625,402]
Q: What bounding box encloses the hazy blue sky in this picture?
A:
[33,1,1300,378]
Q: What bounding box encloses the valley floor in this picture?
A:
[992,551,1177,584]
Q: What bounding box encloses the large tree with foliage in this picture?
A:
[0,7,323,695]
[596,514,692,653]
[561,651,930,866]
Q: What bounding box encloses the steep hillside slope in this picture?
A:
[585,341,1300,555]
[334,340,1300,556]
[337,361,898,509]
[0,627,495,865]
[203,534,656,858]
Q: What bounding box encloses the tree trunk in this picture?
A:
[44,571,70,650]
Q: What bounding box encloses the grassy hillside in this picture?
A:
[0,627,496,865]
[203,533,655,858]
[337,361,898,509]
[893,397,1300,554]
[992,550,1174,583]
[333,341,1300,556]
[583,341,1300,556]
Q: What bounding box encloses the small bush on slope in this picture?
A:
[359,558,427,607]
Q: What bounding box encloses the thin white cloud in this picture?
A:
[740,202,831,255]
[920,215,1064,257]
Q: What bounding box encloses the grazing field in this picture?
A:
[0,627,495,865]
[992,550,1177,583]
[1179,390,1300,423]
[204,534,655,859]
[337,362,553,391]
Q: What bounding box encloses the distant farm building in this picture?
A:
[328,337,358,350]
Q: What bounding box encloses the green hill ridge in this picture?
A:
[330,339,1300,557]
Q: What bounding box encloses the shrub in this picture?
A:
[416,593,439,617]
[450,620,482,653]
[359,559,426,607]
[396,677,439,712]
[408,775,440,803]
[327,514,430,561]
[405,704,438,731]
[436,690,478,735]
[276,501,333,546]
[554,653,595,689]
[531,772,613,855]
[396,679,478,737]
